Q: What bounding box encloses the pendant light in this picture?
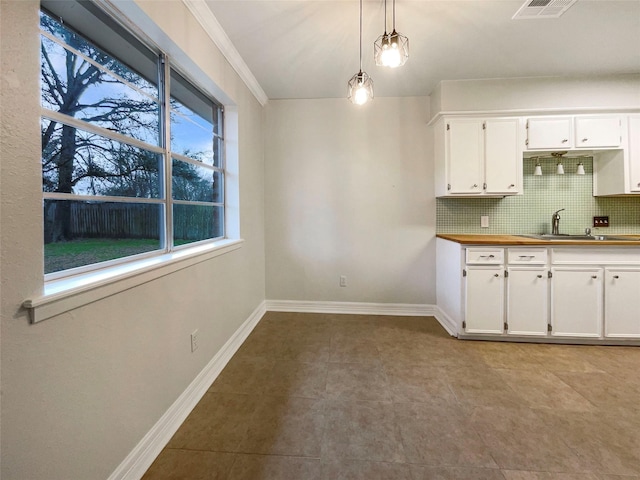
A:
[553,151,566,175]
[374,0,408,67]
[576,157,586,175]
[533,157,542,176]
[348,0,373,105]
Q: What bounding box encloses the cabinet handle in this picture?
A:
[562,139,568,143]
[591,275,598,279]
[494,273,500,277]
[479,255,495,258]
[508,184,515,188]
[582,138,588,142]
[519,255,535,258]
[537,275,543,278]
[613,275,620,279]
[473,184,478,188]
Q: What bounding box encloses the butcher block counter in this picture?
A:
[437,233,640,246]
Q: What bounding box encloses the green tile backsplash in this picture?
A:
[437,157,640,235]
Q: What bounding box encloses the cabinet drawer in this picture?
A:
[466,248,504,264]
[508,248,548,265]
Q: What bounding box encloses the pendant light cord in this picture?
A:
[359,0,363,71]
[392,0,396,30]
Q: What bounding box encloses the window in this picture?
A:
[40,2,225,277]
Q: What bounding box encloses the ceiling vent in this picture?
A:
[512,0,578,19]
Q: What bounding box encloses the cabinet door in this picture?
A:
[550,267,602,337]
[527,117,573,150]
[485,119,520,195]
[447,119,484,194]
[465,266,504,334]
[629,115,640,192]
[604,268,640,338]
[575,115,621,148]
[506,267,548,336]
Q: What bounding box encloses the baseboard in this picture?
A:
[107,300,267,480]
[433,306,459,337]
[265,299,436,317]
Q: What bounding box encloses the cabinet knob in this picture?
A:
[613,275,620,279]
[582,138,588,142]
[562,139,568,143]
[494,273,500,277]
[591,275,598,279]
[473,184,478,188]
[537,275,543,278]
[508,184,515,188]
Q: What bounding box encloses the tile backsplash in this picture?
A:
[437,157,640,235]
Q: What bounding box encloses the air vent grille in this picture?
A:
[513,0,578,19]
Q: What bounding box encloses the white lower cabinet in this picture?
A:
[464,266,504,334]
[506,267,548,336]
[550,267,603,338]
[604,268,640,338]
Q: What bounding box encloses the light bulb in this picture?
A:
[381,46,401,68]
[354,85,370,105]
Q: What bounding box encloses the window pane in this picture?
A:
[173,204,223,245]
[44,200,162,274]
[42,120,162,198]
[172,159,222,203]
[40,20,160,145]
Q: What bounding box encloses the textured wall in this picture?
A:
[265,97,436,305]
[0,1,265,479]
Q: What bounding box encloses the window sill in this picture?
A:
[23,238,244,323]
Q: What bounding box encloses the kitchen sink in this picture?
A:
[518,234,637,241]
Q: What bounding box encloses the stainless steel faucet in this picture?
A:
[552,209,565,235]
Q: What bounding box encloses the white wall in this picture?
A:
[0,1,265,479]
[265,97,436,305]
[431,74,640,120]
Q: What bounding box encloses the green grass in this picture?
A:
[45,238,160,274]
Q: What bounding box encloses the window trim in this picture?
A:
[40,5,229,281]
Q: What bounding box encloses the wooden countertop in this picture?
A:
[436,234,640,246]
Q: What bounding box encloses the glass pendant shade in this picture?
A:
[348,71,374,105]
[556,162,565,175]
[576,162,585,175]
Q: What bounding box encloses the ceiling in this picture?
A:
[204,0,640,101]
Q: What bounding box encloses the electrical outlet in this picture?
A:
[190,329,199,353]
[481,215,489,228]
[339,275,347,287]
[593,216,609,227]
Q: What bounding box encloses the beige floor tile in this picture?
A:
[468,342,546,371]
[501,471,600,480]
[141,449,235,480]
[167,392,257,452]
[383,364,457,404]
[260,360,328,398]
[410,465,507,479]
[239,396,326,457]
[325,362,391,401]
[227,454,321,480]
[329,337,382,364]
[209,357,275,395]
[319,458,412,480]
[322,400,406,463]
[533,409,640,476]
[395,400,497,468]
[495,368,595,412]
[445,365,525,409]
[553,371,640,410]
[526,344,606,373]
[468,406,588,473]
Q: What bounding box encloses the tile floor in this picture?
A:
[142,312,640,480]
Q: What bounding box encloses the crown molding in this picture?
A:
[182,0,269,106]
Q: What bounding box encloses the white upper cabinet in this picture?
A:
[526,117,573,150]
[628,115,640,192]
[526,115,622,150]
[434,117,521,197]
[575,115,622,148]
